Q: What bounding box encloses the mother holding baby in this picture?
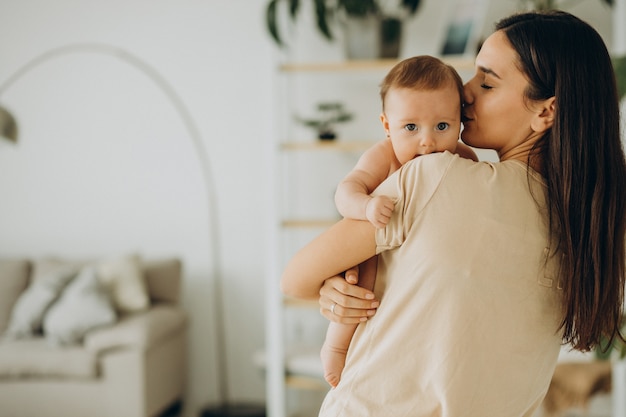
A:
[281,10,626,417]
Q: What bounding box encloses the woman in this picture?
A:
[281,10,626,417]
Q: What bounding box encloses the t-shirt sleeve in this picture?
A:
[374,152,455,254]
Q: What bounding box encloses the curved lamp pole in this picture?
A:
[0,43,231,412]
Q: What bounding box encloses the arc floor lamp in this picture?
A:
[0,43,263,417]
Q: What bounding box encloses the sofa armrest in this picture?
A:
[142,258,182,304]
[83,304,187,353]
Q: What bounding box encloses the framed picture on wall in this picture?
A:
[440,0,488,57]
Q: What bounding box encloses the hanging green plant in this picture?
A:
[265,0,421,48]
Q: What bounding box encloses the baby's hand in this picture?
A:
[365,196,395,228]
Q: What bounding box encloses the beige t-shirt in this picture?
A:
[319,151,563,417]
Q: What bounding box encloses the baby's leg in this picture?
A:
[321,322,357,388]
[321,255,378,387]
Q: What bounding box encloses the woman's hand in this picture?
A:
[319,266,379,324]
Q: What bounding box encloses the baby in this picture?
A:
[322,55,478,388]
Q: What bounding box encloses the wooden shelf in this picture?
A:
[279,56,475,73]
[286,375,328,391]
[280,59,399,73]
[255,348,328,391]
[281,219,337,229]
[280,140,374,152]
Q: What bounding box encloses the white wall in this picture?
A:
[0,1,615,417]
[0,1,273,415]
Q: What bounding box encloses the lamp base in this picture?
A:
[199,403,266,417]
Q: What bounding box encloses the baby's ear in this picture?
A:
[531,96,556,133]
[380,113,390,136]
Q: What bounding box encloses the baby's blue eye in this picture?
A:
[404,124,417,132]
[437,122,449,131]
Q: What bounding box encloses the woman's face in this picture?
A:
[462,30,542,161]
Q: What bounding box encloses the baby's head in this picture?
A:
[380,56,464,163]
[380,55,464,110]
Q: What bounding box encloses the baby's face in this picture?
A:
[382,85,461,165]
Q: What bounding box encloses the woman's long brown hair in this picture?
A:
[496,11,626,351]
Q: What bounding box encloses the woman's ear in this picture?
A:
[531,96,556,133]
[380,113,390,137]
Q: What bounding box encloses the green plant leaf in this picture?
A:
[317,102,343,111]
[266,0,301,47]
[613,55,626,100]
[314,0,333,40]
[295,101,353,134]
[266,0,284,47]
[338,0,379,17]
[289,0,299,18]
[333,113,353,123]
[595,316,626,361]
[596,335,615,360]
[401,0,421,14]
[295,117,325,128]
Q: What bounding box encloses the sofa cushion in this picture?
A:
[43,266,117,346]
[84,304,187,353]
[4,259,78,338]
[0,259,31,334]
[0,337,98,379]
[96,254,149,313]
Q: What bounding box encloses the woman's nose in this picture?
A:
[463,82,473,104]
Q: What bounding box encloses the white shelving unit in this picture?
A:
[265,57,474,417]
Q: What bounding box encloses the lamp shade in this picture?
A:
[0,105,18,143]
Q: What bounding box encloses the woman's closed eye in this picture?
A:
[480,83,493,90]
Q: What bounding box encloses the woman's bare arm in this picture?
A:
[281,218,378,301]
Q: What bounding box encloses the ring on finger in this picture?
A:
[330,302,337,315]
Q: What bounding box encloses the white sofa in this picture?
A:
[0,256,188,417]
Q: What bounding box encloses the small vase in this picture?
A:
[317,130,336,141]
[342,16,402,60]
[380,17,402,59]
[342,15,380,60]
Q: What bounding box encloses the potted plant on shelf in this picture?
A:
[295,101,353,141]
[266,0,422,59]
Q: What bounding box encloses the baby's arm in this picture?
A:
[335,140,396,228]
